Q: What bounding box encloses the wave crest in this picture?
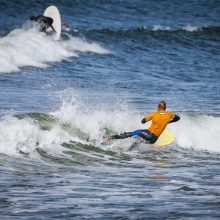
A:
[86,25,220,36]
[0,25,110,74]
[0,90,219,157]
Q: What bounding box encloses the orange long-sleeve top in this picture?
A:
[145,111,175,137]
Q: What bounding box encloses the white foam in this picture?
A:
[183,25,200,32]
[170,115,220,153]
[152,25,171,31]
[0,115,72,156]
[52,90,220,153]
[0,25,110,74]
[0,90,219,156]
[151,24,203,32]
[52,88,143,142]
[0,116,40,155]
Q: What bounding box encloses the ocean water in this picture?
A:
[0,0,220,219]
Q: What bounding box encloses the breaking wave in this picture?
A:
[0,24,110,74]
[0,89,219,158]
[85,25,220,37]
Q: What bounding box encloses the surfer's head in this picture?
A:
[63,23,69,28]
[158,101,166,111]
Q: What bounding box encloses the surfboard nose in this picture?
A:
[43,5,61,41]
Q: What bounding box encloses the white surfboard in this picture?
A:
[44,6,61,41]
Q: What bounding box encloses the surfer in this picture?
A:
[63,23,70,31]
[29,15,56,33]
[107,101,180,144]
[62,22,79,33]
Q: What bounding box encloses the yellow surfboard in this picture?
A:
[153,130,175,147]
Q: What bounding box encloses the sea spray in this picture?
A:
[0,115,73,156]
[0,93,219,157]
[0,25,110,74]
[52,89,220,153]
[171,115,220,152]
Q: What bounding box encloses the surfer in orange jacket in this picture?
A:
[108,101,180,144]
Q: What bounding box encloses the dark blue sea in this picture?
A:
[0,0,220,219]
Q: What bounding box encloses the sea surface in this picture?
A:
[0,0,220,219]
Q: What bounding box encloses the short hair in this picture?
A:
[158,101,166,110]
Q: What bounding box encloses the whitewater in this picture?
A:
[0,24,109,73]
[0,89,219,158]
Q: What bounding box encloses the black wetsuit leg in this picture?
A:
[137,130,158,144]
[111,132,131,139]
[110,129,158,144]
[30,15,55,32]
[41,17,55,32]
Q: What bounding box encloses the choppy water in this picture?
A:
[0,0,220,219]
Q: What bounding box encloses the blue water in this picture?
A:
[0,0,220,219]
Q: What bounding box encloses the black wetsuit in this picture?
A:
[30,15,55,32]
[111,129,158,144]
